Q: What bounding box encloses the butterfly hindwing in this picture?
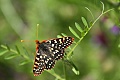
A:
[33,53,45,76]
[48,47,64,60]
[44,55,55,70]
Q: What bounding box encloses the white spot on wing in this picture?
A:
[54,40,57,43]
[40,56,42,58]
[52,44,54,47]
[59,39,62,43]
[37,53,40,55]
[49,40,51,43]
[36,57,39,60]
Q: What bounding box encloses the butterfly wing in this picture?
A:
[33,52,45,76]
[46,37,74,49]
[46,37,74,60]
[33,37,74,76]
[33,42,56,76]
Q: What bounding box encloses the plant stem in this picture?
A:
[1,45,29,60]
[67,9,113,57]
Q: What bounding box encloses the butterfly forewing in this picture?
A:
[46,37,74,49]
[33,37,74,76]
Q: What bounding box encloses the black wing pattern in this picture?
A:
[33,37,74,76]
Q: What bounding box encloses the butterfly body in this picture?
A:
[33,37,74,76]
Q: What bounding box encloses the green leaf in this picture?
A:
[72,67,80,75]
[70,61,79,75]
[6,44,10,51]
[0,50,8,56]
[15,45,20,54]
[19,60,30,66]
[85,7,94,20]
[65,60,79,75]
[57,35,62,38]
[81,17,88,28]
[1,45,18,54]
[61,33,67,37]
[64,58,79,75]
[47,69,64,80]
[69,26,80,39]
[118,44,120,48]
[75,22,83,33]
[5,54,18,59]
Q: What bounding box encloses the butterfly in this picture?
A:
[33,37,74,76]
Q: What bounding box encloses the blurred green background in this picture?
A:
[0,0,120,80]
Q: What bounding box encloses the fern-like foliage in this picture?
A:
[57,2,113,79]
[0,2,113,80]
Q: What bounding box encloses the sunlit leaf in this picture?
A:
[118,44,120,48]
[1,45,6,49]
[57,35,62,38]
[1,45,18,54]
[75,22,83,33]
[72,67,79,75]
[61,33,67,37]
[81,17,88,28]
[70,61,79,75]
[85,7,94,20]
[19,60,30,66]
[69,26,80,39]
[5,54,18,59]
[6,44,10,51]
[0,50,8,56]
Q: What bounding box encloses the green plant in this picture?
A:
[0,2,113,80]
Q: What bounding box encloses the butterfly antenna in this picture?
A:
[21,24,39,43]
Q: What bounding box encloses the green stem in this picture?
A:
[67,9,113,57]
[1,45,29,60]
[47,70,65,80]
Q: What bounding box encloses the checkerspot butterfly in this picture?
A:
[33,37,74,76]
